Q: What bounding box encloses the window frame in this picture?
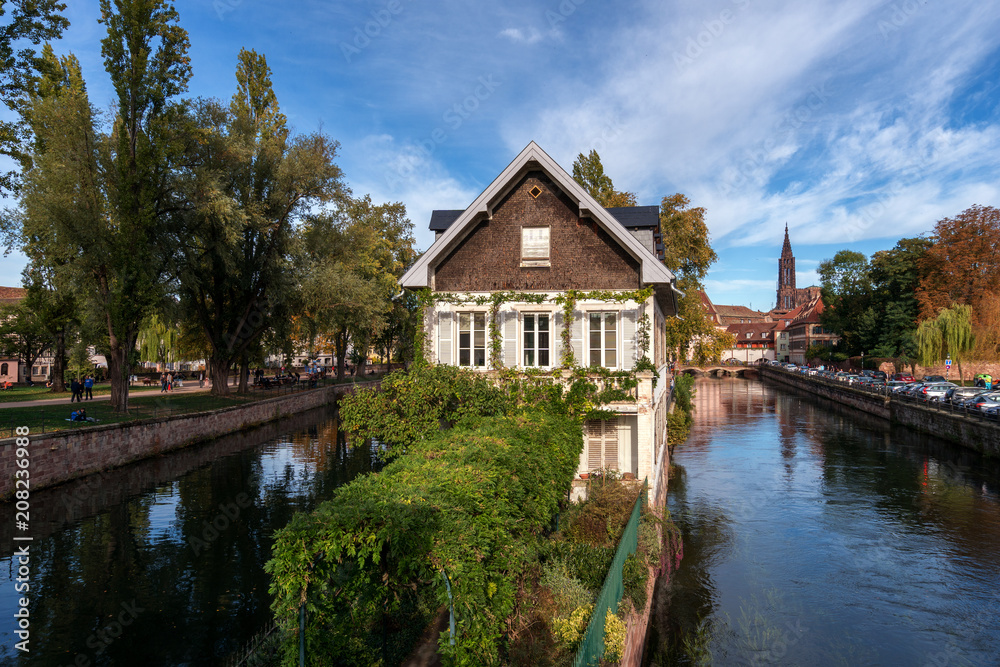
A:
[587,311,619,369]
[520,226,551,267]
[457,311,489,368]
[522,312,552,368]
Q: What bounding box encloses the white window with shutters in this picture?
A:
[584,418,619,472]
[457,312,488,368]
[522,313,551,367]
[521,227,550,267]
[587,312,618,369]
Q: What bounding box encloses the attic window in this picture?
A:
[529,185,543,198]
[521,226,550,267]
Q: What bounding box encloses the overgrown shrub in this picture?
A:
[603,609,626,663]
[266,410,584,666]
[539,559,594,617]
[621,553,648,615]
[339,365,512,454]
[552,603,593,648]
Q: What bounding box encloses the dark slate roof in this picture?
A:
[428,205,659,231]
[604,205,660,228]
[429,210,465,231]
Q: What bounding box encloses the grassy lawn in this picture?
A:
[0,374,386,437]
[0,383,167,403]
[0,392,262,436]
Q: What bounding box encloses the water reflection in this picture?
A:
[646,378,1000,666]
[0,405,379,666]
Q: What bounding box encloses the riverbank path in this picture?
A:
[0,381,228,409]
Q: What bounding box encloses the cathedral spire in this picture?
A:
[776,224,797,311]
[781,223,792,256]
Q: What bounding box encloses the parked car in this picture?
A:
[945,386,987,405]
[860,370,876,378]
[887,381,909,392]
[920,382,957,402]
[922,375,947,383]
[892,373,915,382]
[874,371,888,381]
[966,392,1000,413]
[901,382,927,397]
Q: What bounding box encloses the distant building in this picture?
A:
[773,224,821,313]
[724,321,786,364]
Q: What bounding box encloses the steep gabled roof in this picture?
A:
[400,141,676,288]
[428,205,660,233]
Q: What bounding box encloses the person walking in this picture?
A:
[84,374,94,400]
[166,372,173,392]
[199,371,204,388]
[70,377,81,403]
[160,373,167,393]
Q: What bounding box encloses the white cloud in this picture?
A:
[343,134,480,252]
[498,27,543,44]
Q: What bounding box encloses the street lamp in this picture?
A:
[861,351,864,371]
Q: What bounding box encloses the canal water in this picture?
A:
[0,405,379,667]
[646,378,1000,666]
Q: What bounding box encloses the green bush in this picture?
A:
[539,559,594,618]
[339,364,512,454]
[621,552,649,615]
[266,410,584,666]
[603,609,626,663]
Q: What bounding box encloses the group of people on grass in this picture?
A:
[69,375,95,403]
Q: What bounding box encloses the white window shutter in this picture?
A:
[553,311,564,366]
[571,309,585,365]
[502,310,518,368]
[622,309,636,370]
[604,419,619,470]
[587,421,603,471]
[438,311,453,366]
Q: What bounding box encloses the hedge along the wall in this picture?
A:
[266,410,585,666]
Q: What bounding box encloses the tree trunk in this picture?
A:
[209,358,231,396]
[355,334,369,379]
[335,329,347,381]
[237,354,250,394]
[106,345,131,413]
[51,331,67,392]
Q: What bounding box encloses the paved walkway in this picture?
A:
[0,382,228,409]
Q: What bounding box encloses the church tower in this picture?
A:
[776,224,797,311]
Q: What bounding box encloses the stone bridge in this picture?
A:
[677,365,760,378]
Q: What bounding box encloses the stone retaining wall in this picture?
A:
[761,367,1000,456]
[0,382,374,498]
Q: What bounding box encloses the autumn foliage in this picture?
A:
[915,205,1000,364]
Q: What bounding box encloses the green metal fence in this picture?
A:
[572,478,647,667]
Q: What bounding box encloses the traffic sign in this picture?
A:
[945,358,952,368]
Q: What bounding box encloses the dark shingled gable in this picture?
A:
[429,210,464,231]
[428,205,659,231]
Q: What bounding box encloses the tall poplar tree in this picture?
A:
[95,0,191,411]
[12,45,92,392]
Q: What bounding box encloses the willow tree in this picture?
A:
[137,313,179,369]
[916,304,975,383]
[176,49,345,394]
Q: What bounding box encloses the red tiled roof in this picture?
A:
[0,286,26,300]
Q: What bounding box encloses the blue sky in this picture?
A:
[3,0,1000,311]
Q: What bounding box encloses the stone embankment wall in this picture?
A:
[0,382,372,498]
[761,367,1000,456]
